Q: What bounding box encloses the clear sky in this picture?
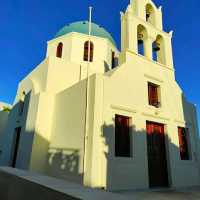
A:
[0,0,199,127]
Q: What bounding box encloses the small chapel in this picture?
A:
[0,0,199,190]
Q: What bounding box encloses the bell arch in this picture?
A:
[145,3,156,26]
[152,35,166,65]
[137,24,148,57]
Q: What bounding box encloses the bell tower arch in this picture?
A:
[120,0,174,69]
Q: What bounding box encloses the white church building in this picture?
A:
[0,0,200,191]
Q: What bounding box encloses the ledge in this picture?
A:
[144,74,164,83]
[126,49,174,72]
[174,119,193,127]
[142,112,170,121]
[110,104,137,114]
[174,119,186,125]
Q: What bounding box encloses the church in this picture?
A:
[0,0,199,191]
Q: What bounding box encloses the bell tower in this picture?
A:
[120,0,174,69]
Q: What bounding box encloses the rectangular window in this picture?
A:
[148,82,160,108]
[115,114,131,157]
[178,127,190,160]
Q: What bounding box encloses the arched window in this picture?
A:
[146,4,155,26]
[152,35,165,64]
[137,25,147,56]
[83,41,94,62]
[56,42,63,58]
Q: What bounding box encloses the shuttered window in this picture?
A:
[115,115,131,157]
[148,82,160,107]
[178,127,190,160]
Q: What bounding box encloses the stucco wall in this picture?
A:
[46,79,87,184]
[28,92,54,173]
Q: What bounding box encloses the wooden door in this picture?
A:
[146,122,168,188]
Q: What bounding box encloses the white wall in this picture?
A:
[46,79,87,184]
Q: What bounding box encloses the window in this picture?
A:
[84,41,94,62]
[115,114,131,157]
[111,51,115,69]
[56,42,63,58]
[178,127,190,160]
[148,82,160,108]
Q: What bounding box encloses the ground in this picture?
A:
[0,167,200,200]
[117,187,200,200]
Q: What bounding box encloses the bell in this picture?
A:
[153,46,160,52]
[153,43,160,52]
[138,39,143,44]
[138,33,143,44]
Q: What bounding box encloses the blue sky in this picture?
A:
[0,0,199,127]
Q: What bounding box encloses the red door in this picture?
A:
[146,122,169,188]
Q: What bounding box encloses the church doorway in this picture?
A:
[11,127,22,168]
[146,121,169,188]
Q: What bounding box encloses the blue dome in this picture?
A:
[55,21,116,46]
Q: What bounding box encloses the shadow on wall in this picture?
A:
[181,94,200,166]
[1,127,83,184]
[101,117,193,190]
[104,61,110,72]
[100,92,200,190]
[0,92,34,168]
[46,147,83,183]
[0,110,9,160]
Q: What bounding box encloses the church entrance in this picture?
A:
[11,127,22,168]
[146,121,169,188]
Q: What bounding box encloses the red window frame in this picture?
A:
[115,115,131,157]
[148,82,160,107]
